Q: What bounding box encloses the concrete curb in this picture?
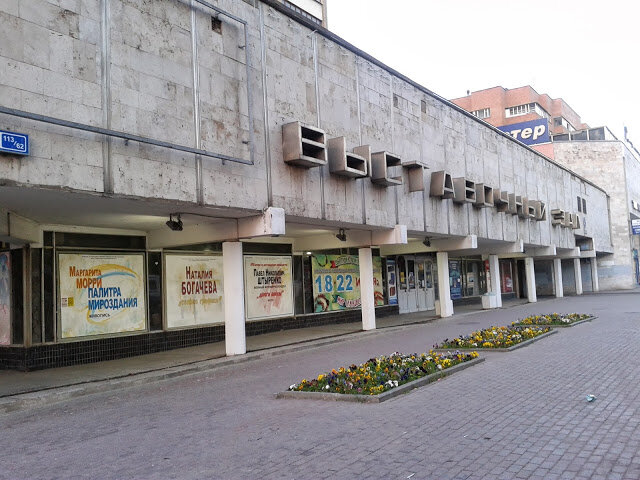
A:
[512,316,597,328]
[432,329,557,353]
[275,357,485,404]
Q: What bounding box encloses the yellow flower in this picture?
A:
[317,374,325,381]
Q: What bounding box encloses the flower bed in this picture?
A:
[512,312,592,326]
[287,350,479,396]
[434,325,551,350]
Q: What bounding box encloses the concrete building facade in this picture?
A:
[0,0,613,369]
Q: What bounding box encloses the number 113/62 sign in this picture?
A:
[311,254,384,312]
[0,130,29,155]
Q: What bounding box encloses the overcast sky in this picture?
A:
[326,0,640,143]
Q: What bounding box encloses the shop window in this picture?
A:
[54,232,146,250]
[43,247,55,342]
[500,261,514,293]
[407,259,415,289]
[148,252,162,331]
[302,255,314,314]
[398,256,407,289]
[31,248,42,344]
[10,249,23,344]
[293,255,305,315]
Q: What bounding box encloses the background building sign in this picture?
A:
[449,260,462,299]
[497,118,550,146]
[632,219,640,235]
[0,252,10,345]
[311,254,384,311]
[58,253,146,338]
[244,255,293,320]
[165,255,224,328]
[386,258,398,305]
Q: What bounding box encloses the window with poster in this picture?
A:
[500,260,514,293]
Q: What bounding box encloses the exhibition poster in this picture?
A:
[58,253,146,338]
[244,255,294,320]
[311,254,384,312]
[165,255,224,328]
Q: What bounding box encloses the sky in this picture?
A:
[326,0,640,143]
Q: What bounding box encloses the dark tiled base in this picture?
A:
[0,306,399,371]
[246,305,399,337]
[0,326,225,372]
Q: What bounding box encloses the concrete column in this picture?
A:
[358,247,376,331]
[436,251,454,317]
[223,242,246,356]
[553,258,564,298]
[574,258,583,295]
[525,257,537,303]
[590,257,600,292]
[488,254,502,308]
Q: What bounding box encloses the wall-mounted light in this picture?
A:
[306,251,312,255]
[336,228,347,242]
[166,214,183,231]
[422,236,431,247]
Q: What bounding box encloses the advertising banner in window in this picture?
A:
[311,254,384,312]
[449,260,462,299]
[500,261,514,293]
[0,252,10,345]
[386,258,397,305]
[165,255,224,328]
[244,255,293,320]
[58,253,146,338]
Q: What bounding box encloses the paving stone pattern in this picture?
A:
[1,293,640,479]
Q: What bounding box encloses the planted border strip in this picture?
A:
[433,329,558,353]
[513,315,597,328]
[434,325,551,351]
[276,357,485,403]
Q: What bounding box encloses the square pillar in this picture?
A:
[488,254,502,308]
[223,242,246,356]
[553,257,564,298]
[436,251,454,317]
[590,257,599,292]
[358,247,376,331]
[525,257,537,303]
[574,258,583,295]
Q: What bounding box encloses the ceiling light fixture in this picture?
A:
[422,236,431,247]
[166,214,183,231]
[336,228,347,242]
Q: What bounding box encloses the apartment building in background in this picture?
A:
[453,86,640,289]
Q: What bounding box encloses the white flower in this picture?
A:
[289,384,297,390]
[325,385,330,390]
[437,364,443,370]
[393,380,398,387]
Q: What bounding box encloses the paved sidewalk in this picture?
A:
[2,292,639,480]
[0,296,529,402]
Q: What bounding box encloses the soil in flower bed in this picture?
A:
[434,325,551,349]
[512,313,592,326]
[288,350,479,396]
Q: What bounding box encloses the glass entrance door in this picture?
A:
[417,258,435,311]
[397,256,418,314]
